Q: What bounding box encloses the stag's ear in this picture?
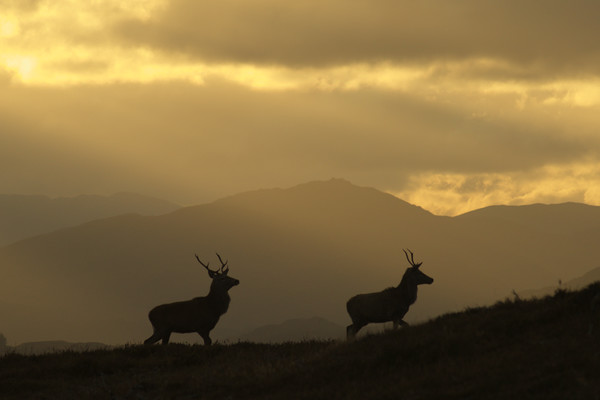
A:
[207,270,218,279]
[414,262,423,269]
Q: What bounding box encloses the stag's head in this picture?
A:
[402,249,434,285]
[195,253,240,292]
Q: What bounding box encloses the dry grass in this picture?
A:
[2,283,600,399]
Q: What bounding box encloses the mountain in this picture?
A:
[457,202,600,236]
[0,192,180,247]
[233,317,345,343]
[0,178,599,345]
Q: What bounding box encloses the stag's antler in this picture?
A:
[216,253,229,274]
[195,254,220,275]
[403,249,423,268]
[196,253,230,276]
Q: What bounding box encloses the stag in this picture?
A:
[144,253,239,345]
[346,249,433,340]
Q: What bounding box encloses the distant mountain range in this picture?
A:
[0,192,180,246]
[1,179,599,345]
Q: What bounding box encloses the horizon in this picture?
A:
[2,177,599,217]
[3,1,600,216]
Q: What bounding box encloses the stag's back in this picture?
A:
[148,296,227,333]
[346,288,408,324]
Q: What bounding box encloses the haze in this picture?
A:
[2,0,600,215]
[2,179,600,346]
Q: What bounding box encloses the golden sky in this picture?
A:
[2,0,600,215]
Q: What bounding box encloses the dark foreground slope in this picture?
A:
[2,284,600,400]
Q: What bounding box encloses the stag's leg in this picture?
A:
[346,324,356,340]
[144,335,160,345]
[160,331,172,345]
[393,320,409,329]
[346,324,357,340]
[144,329,163,345]
[199,332,212,346]
[346,322,366,340]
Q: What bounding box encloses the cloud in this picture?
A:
[5,1,600,92]
[0,0,43,12]
[114,0,600,78]
[394,162,600,216]
[0,67,16,84]
[49,59,110,74]
[0,79,597,207]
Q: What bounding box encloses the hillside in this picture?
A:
[2,283,599,400]
[1,179,599,345]
[0,192,180,247]
[1,341,109,356]
[234,317,345,343]
[521,266,600,299]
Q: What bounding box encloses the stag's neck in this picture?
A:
[206,288,231,313]
[397,275,418,306]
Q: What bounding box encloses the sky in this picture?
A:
[2,0,600,216]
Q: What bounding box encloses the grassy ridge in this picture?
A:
[2,284,600,399]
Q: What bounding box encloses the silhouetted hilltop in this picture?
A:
[2,283,599,399]
[0,192,179,246]
[173,178,437,243]
[0,179,598,345]
[215,178,433,218]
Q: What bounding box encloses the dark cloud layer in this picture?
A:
[115,0,600,77]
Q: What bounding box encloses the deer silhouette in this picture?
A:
[346,249,433,340]
[144,253,239,345]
